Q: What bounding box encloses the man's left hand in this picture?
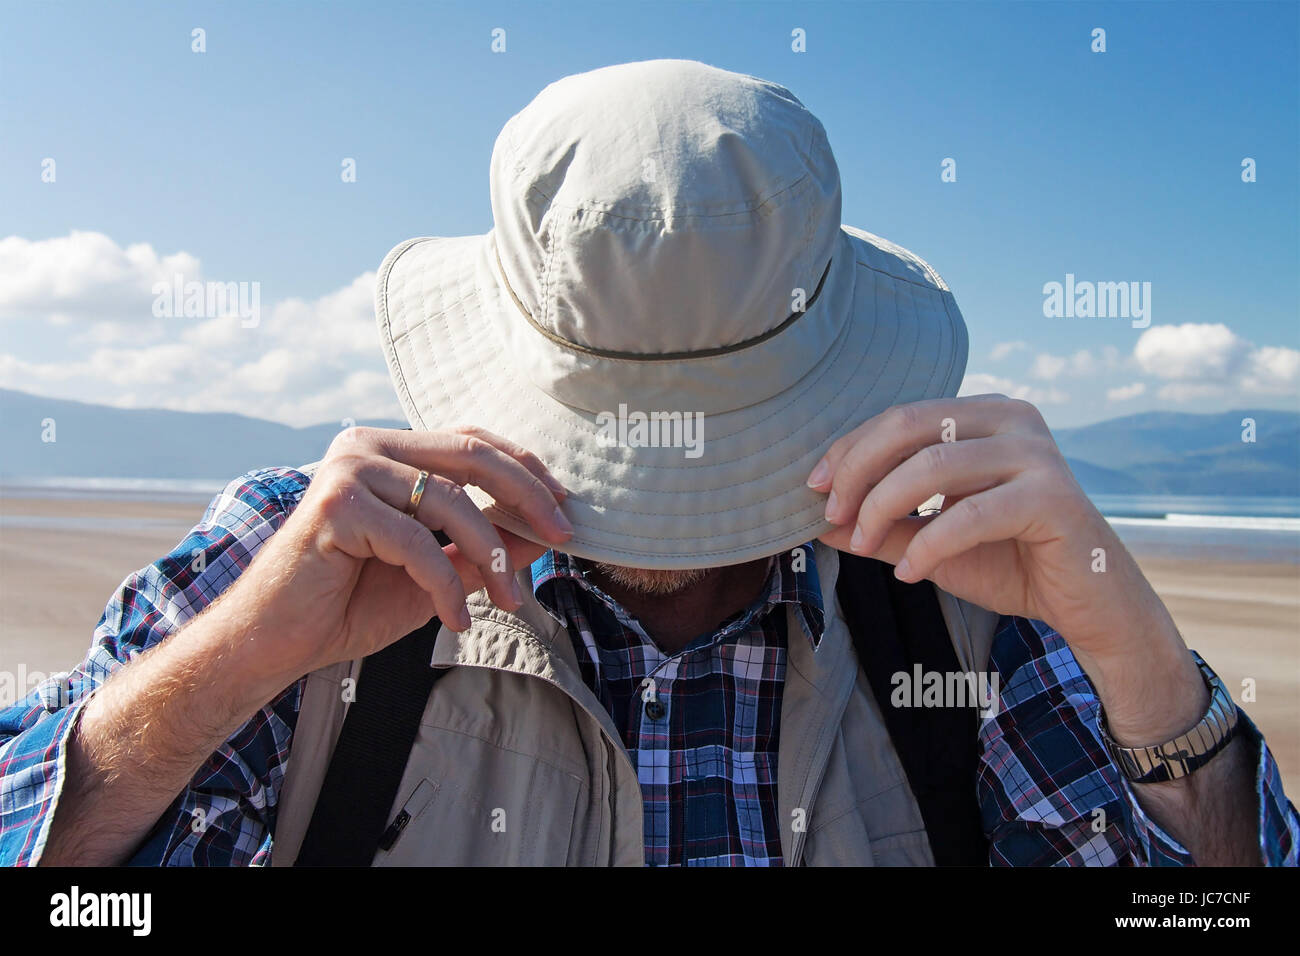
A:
[807,392,1207,742]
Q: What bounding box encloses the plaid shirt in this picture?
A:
[532,547,824,866]
[1,465,1296,866]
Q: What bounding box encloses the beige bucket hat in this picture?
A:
[376,59,968,570]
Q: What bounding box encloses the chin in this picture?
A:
[592,564,710,596]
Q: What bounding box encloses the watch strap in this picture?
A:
[1099,652,1239,785]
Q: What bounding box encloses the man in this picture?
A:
[2,59,1296,866]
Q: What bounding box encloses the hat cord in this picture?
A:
[492,241,831,363]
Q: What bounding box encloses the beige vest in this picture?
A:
[270,542,998,866]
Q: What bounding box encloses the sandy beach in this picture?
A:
[2,494,1297,798]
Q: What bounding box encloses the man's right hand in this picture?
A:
[223,424,574,679]
[37,425,571,865]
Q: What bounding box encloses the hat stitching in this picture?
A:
[541,206,557,331]
[474,241,872,457]
[850,229,950,292]
[934,291,965,396]
[381,236,957,542]
[502,113,822,222]
[392,237,929,472]
[412,287,863,486]
[403,302,953,558]
[406,254,904,501]
[489,266,928,519]
[797,120,821,285]
[494,225,835,367]
[496,239,832,362]
[853,257,948,294]
[520,170,817,222]
[539,338,955,548]
[488,495,833,554]
[406,277,853,495]
[376,237,431,430]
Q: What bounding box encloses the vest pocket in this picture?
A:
[374,759,584,866]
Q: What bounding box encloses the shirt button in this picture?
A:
[644,699,666,721]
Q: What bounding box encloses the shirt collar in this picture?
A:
[530,542,825,649]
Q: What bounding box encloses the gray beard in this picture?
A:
[590,563,710,596]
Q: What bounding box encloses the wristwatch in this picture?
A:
[1098,651,1239,784]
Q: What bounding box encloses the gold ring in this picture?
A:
[406,470,429,516]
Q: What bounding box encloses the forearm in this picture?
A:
[1075,597,1262,866]
[40,604,301,866]
[1127,729,1261,866]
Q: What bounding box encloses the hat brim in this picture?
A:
[376,225,967,570]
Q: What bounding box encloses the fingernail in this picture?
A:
[458,605,472,629]
[553,505,574,537]
[894,558,912,581]
[824,490,838,522]
[807,460,829,488]
[849,525,865,553]
[510,576,523,605]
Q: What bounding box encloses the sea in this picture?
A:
[1089,495,1300,563]
[1,480,1298,564]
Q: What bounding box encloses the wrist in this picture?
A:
[1072,610,1208,746]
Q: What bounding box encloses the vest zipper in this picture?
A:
[603,736,620,866]
[787,677,859,864]
[377,810,410,851]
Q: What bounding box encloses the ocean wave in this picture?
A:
[1106,513,1300,533]
[0,477,226,498]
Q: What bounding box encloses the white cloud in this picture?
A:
[958,373,1069,405]
[1106,382,1146,402]
[1241,346,1300,395]
[1030,353,1067,379]
[989,340,1029,361]
[1029,347,1120,380]
[0,231,401,427]
[1133,323,1251,381]
[0,231,201,320]
[1132,323,1298,400]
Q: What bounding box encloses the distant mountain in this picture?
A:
[1054,410,1300,496]
[1061,457,1147,495]
[0,388,405,481]
[1,388,1297,497]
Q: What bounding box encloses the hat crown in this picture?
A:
[489,59,843,356]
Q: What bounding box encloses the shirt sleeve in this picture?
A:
[979,616,1300,866]
[0,467,314,867]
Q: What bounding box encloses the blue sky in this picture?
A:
[1,0,1297,428]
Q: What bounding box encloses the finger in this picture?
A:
[807,394,1035,506]
[326,489,472,630]
[451,425,568,500]
[848,434,1028,556]
[417,474,524,610]
[351,456,522,611]
[894,482,1031,583]
[444,527,548,596]
[818,512,930,566]
[352,427,573,543]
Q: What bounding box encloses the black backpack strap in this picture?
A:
[834,551,988,866]
[293,615,446,866]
